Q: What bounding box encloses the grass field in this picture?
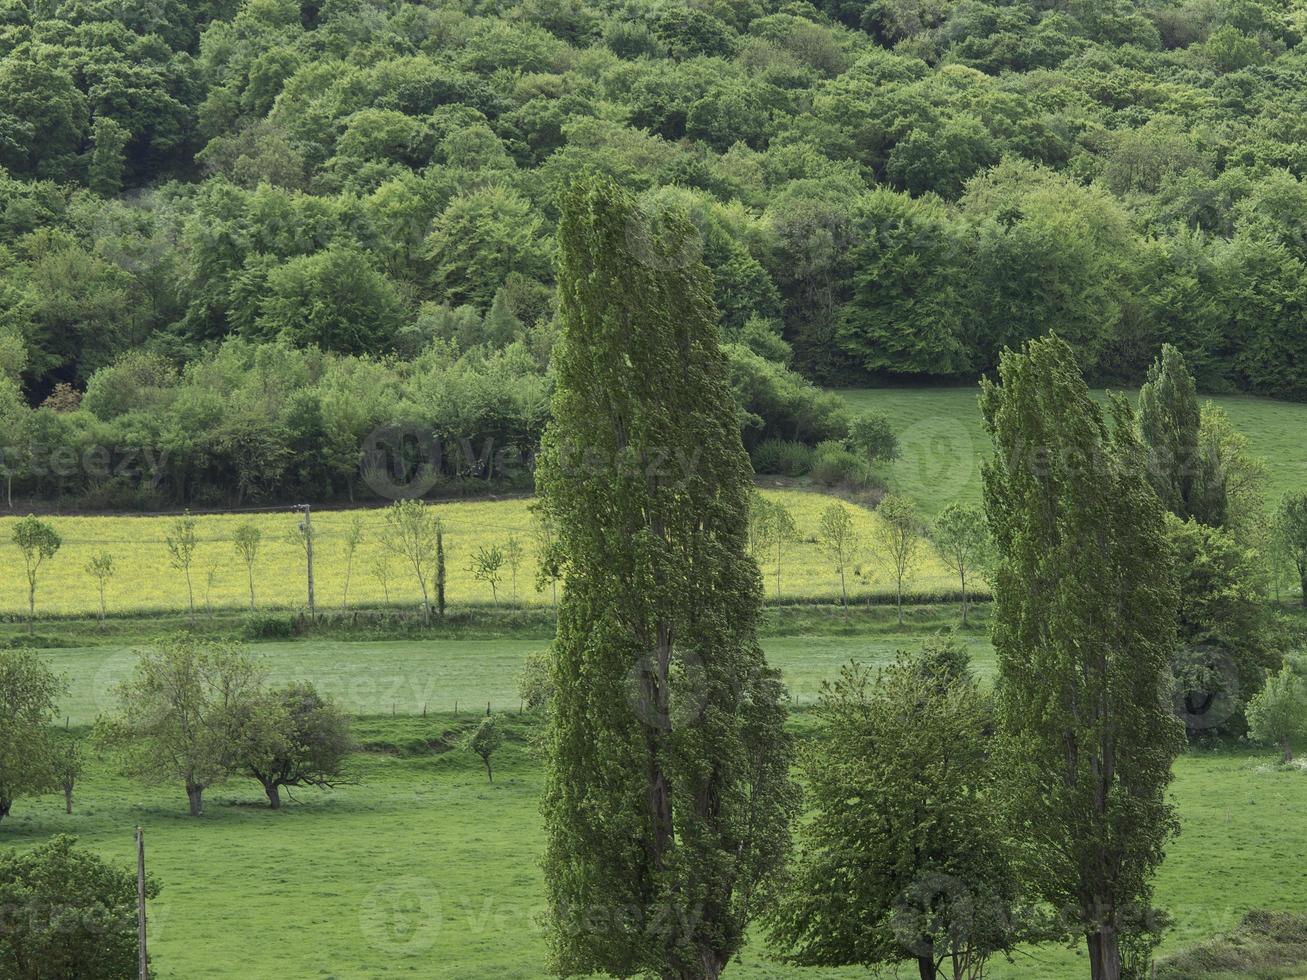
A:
[38,629,997,725]
[836,386,1307,516]
[0,489,966,619]
[0,711,1300,980]
[3,385,1303,618]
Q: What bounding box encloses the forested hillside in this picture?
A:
[1,0,1305,506]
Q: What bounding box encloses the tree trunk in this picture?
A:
[1300,572,1307,609]
[917,954,937,980]
[1280,735,1294,764]
[63,782,73,814]
[960,570,969,626]
[0,797,10,823]
[186,782,204,817]
[27,584,35,635]
[264,781,282,809]
[485,759,493,783]
[897,583,904,625]
[1087,927,1122,980]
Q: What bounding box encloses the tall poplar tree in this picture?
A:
[981,335,1183,980]
[1138,344,1225,526]
[537,176,797,980]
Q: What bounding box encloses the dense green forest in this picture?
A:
[1,0,1305,506]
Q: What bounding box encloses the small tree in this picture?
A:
[371,554,394,605]
[1247,662,1307,763]
[848,411,899,486]
[768,501,798,608]
[165,512,199,622]
[468,544,506,606]
[769,648,1025,979]
[341,514,365,610]
[1276,493,1307,608]
[53,736,83,815]
[236,682,352,809]
[875,495,924,625]
[467,714,503,782]
[504,534,525,606]
[84,550,115,629]
[932,503,990,625]
[0,649,63,823]
[518,650,553,712]
[233,522,262,612]
[99,637,262,816]
[818,503,860,614]
[531,507,562,614]
[12,516,60,634]
[435,523,447,619]
[0,836,159,979]
[380,500,442,621]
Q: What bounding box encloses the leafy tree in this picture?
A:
[848,412,899,470]
[100,637,263,817]
[380,500,442,621]
[340,514,364,611]
[165,512,199,623]
[531,506,561,614]
[1199,403,1267,545]
[504,534,525,605]
[1138,345,1225,525]
[88,116,129,196]
[53,736,83,815]
[84,550,115,629]
[1169,515,1280,737]
[258,247,404,356]
[932,503,989,625]
[752,494,799,609]
[981,335,1183,980]
[12,516,60,634]
[233,522,262,611]
[818,502,860,614]
[536,176,797,980]
[0,649,63,823]
[468,544,506,605]
[875,494,923,625]
[425,185,551,309]
[1275,493,1307,608]
[467,714,503,783]
[518,649,553,712]
[236,682,351,809]
[0,836,159,980]
[769,648,1025,980]
[1247,662,1307,764]
[838,190,970,376]
[435,522,447,619]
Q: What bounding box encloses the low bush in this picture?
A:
[811,439,866,486]
[751,439,815,476]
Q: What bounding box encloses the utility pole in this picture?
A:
[136,827,148,980]
[298,504,316,619]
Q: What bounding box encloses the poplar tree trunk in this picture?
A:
[186,782,204,816]
[1087,927,1122,980]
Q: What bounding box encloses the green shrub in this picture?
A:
[811,439,866,486]
[241,613,297,640]
[751,439,815,476]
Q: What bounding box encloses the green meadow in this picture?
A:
[836,387,1307,516]
[0,613,1298,978]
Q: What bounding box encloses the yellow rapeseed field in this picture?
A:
[0,489,966,618]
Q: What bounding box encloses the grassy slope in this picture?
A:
[2,713,1302,979]
[836,387,1307,516]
